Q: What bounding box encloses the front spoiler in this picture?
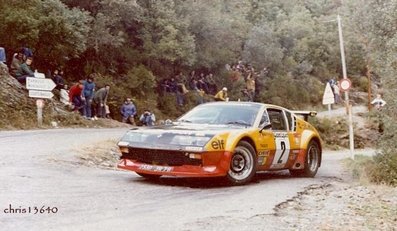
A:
[118,152,232,177]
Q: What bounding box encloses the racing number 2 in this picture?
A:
[271,134,291,168]
[277,141,286,164]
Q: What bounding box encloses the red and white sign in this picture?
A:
[340,78,352,91]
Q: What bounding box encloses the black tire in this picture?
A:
[226,141,257,185]
[136,172,161,180]
[290,140,321,177]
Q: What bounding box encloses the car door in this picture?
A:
[266,108,292,169]
[255,109,276,170]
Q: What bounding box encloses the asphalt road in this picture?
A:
[0,128,372,231]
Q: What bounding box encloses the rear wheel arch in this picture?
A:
[290,139,321,177]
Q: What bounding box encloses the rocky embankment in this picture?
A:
[0,67,130,129]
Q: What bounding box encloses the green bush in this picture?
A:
[371,117,397,186]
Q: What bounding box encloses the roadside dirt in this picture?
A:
[274,181,397,230]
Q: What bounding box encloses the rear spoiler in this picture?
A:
[292,111,317,121]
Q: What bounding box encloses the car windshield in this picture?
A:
[177,103,260,126]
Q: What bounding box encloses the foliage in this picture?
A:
[309,117,348,150]
[344,0,397,186]
[0,0,91,70]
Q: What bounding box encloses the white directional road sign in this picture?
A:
[26,77,56,91]
[322,82,335,105]
[34,72,45,78]
[29,90,54,99]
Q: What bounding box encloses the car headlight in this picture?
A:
[170,135,212,147]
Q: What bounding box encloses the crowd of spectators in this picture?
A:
[158,61,269,106]
[1,46,271,127]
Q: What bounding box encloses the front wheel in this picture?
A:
[226,141,257,185]
[290,140,321,177]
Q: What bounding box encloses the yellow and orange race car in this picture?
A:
[118,102,322,185]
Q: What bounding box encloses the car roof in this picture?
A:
[202,101,286,110]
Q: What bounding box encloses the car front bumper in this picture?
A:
[117,150,232,177]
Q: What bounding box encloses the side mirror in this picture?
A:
[259,123,272,133]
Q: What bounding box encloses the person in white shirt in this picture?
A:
[371,94,386,110]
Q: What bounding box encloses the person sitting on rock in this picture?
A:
[14,56,34,84]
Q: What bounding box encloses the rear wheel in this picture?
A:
[226,141,257,185]
[136,172,161,180]
[290,140,320,177]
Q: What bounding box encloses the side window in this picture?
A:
[267,109,287,130]
[259,110,270,127]
[285,111,295,131]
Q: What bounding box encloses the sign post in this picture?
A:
[337,15,355,159]
[36,99,44,127]
[26,76,56,127]
[322,82,335,114]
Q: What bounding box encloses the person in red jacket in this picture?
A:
[69,81,84,114]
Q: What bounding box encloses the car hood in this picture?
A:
[119,123,248,150]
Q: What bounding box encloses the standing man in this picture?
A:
[246,73,255,102]
[83,75,95,120]
[371,94,386,110]
[93,85,110,118]
[120,98,137,125]
[332,81,341,104]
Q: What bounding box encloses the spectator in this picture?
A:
[161,79,171,93]
[0,47,5,63]
[10,49,26,76]
[206,73,217,95]
[196,88,205,105]
[168,78,178,93]
[197,73,209,93]
[371,94,386,110]
[82,75,95,120]
[139,110,156,126]
[332,81,341,104]
[22,47,33,59]
[120,98,137,125]
[93,85,110,118]
[14,56,34,84]
[246,72,255,102]
[214,87,228,101]
[229,65,241,82]
[69,81,84,114]
[60,84,71,106]
[53,69,65,90]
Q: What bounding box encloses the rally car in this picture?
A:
[117,102,322,185]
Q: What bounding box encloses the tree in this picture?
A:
[0,0,91,70]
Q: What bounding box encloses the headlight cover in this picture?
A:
[170,135,212,147]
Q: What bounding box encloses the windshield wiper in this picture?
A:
[226,121,251,126]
